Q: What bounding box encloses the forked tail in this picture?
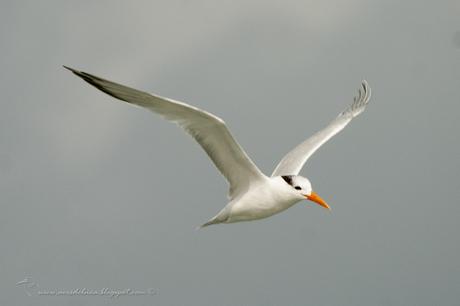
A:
[197,214,228,229]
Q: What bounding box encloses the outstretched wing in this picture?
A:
[64,66,266,199]
[271,81,371,177]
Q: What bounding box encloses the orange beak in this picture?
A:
[305,191,331,211]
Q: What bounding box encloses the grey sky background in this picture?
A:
[1,0,460,305]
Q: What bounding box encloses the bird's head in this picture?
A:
[281,175,330,210]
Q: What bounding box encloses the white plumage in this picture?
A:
[64,66,371,227]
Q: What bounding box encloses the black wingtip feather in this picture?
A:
[64,66,127,102]
[63,65,79,74]
[63,65,88,80]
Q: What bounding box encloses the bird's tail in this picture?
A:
[197,219,218,229]
[196,215,225,229]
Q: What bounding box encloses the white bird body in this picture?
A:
[64,66,371,228]
[209,176,300,225]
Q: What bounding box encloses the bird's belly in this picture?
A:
[227,192,298,223]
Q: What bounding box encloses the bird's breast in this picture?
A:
[226,180,299,222]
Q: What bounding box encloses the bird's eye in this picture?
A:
[294,186,301,190]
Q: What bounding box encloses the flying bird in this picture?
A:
[64,66,371,227]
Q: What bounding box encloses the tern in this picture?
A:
[64,66,371,227]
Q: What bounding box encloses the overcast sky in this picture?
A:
[1,1,460,305]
